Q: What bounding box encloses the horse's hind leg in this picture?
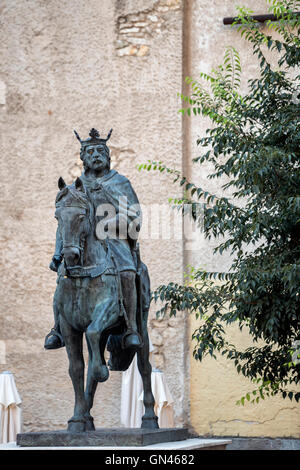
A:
[137,332,159,429]
[60,316,86,432]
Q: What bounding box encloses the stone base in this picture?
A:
[225,437,300,451]
[17,428,191,448]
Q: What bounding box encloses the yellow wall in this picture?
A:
[189,315,300,437]
[185,0,300,440]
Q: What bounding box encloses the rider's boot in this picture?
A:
[44,325,65,350]
[120,272,142,350]
[45,252,65,350]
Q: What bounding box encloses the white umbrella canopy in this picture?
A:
[120,339,174,428]
[0,371,22,443]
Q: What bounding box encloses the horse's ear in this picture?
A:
[75,177,84,192]
[58,177,66,190]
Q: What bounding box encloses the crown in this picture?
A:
[74,128,113,147]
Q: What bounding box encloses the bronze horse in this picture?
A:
[53,176,158,432]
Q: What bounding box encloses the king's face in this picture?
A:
[83,144,109,171]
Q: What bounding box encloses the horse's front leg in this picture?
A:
[84,339,97,431]
[60,316,86,432]
[86,297,119,383]
[137,331,159,429]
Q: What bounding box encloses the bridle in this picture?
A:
[57,201,113,278]
[56,202,90,270]
[63,242,85,267]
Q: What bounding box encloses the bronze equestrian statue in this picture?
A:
[45,129,158,432]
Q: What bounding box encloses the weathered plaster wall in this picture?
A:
[185,0,300,437]
[0,0,187,431]
[1,0,299,438]
[189,315,300,438]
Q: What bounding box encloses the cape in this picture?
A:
[80,170,141,272]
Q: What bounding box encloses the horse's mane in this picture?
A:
[55,186,95,227]
[55,186,89,207]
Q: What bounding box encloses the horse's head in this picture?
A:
[55,177,92,267]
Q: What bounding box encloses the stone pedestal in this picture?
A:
[17,428,190,448]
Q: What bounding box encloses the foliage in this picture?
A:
[139,1,300,403]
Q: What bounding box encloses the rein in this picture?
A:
[63,242,85,268]
[56,184,128,326]
[61,238,115,279]
[56,198,110,278]
[61,246,115,279]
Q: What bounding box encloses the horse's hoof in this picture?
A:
[141,416,159,429]
[123,333,142,350]
[92,364,109,383]
[85,416,96,431]
[67,418,86,433]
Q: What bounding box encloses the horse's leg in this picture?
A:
[86,298,119,382]
[84,338,97,431]
[136,263,158,428]
[60,316,86,432]
[84,328,113,429]
[85,343,98,431]
[137,331,159,429]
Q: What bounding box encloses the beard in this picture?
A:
[82,152,110,172]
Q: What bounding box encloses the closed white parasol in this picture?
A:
[0,371,22,443]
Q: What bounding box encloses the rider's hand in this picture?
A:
[49,256,62,272]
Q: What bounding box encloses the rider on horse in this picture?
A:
[44,128,142,351]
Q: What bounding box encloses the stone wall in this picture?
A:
[0,0,299,438]
[115,0,180,57]
[0,0,187,431]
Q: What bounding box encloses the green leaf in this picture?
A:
[143,3,300,409]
